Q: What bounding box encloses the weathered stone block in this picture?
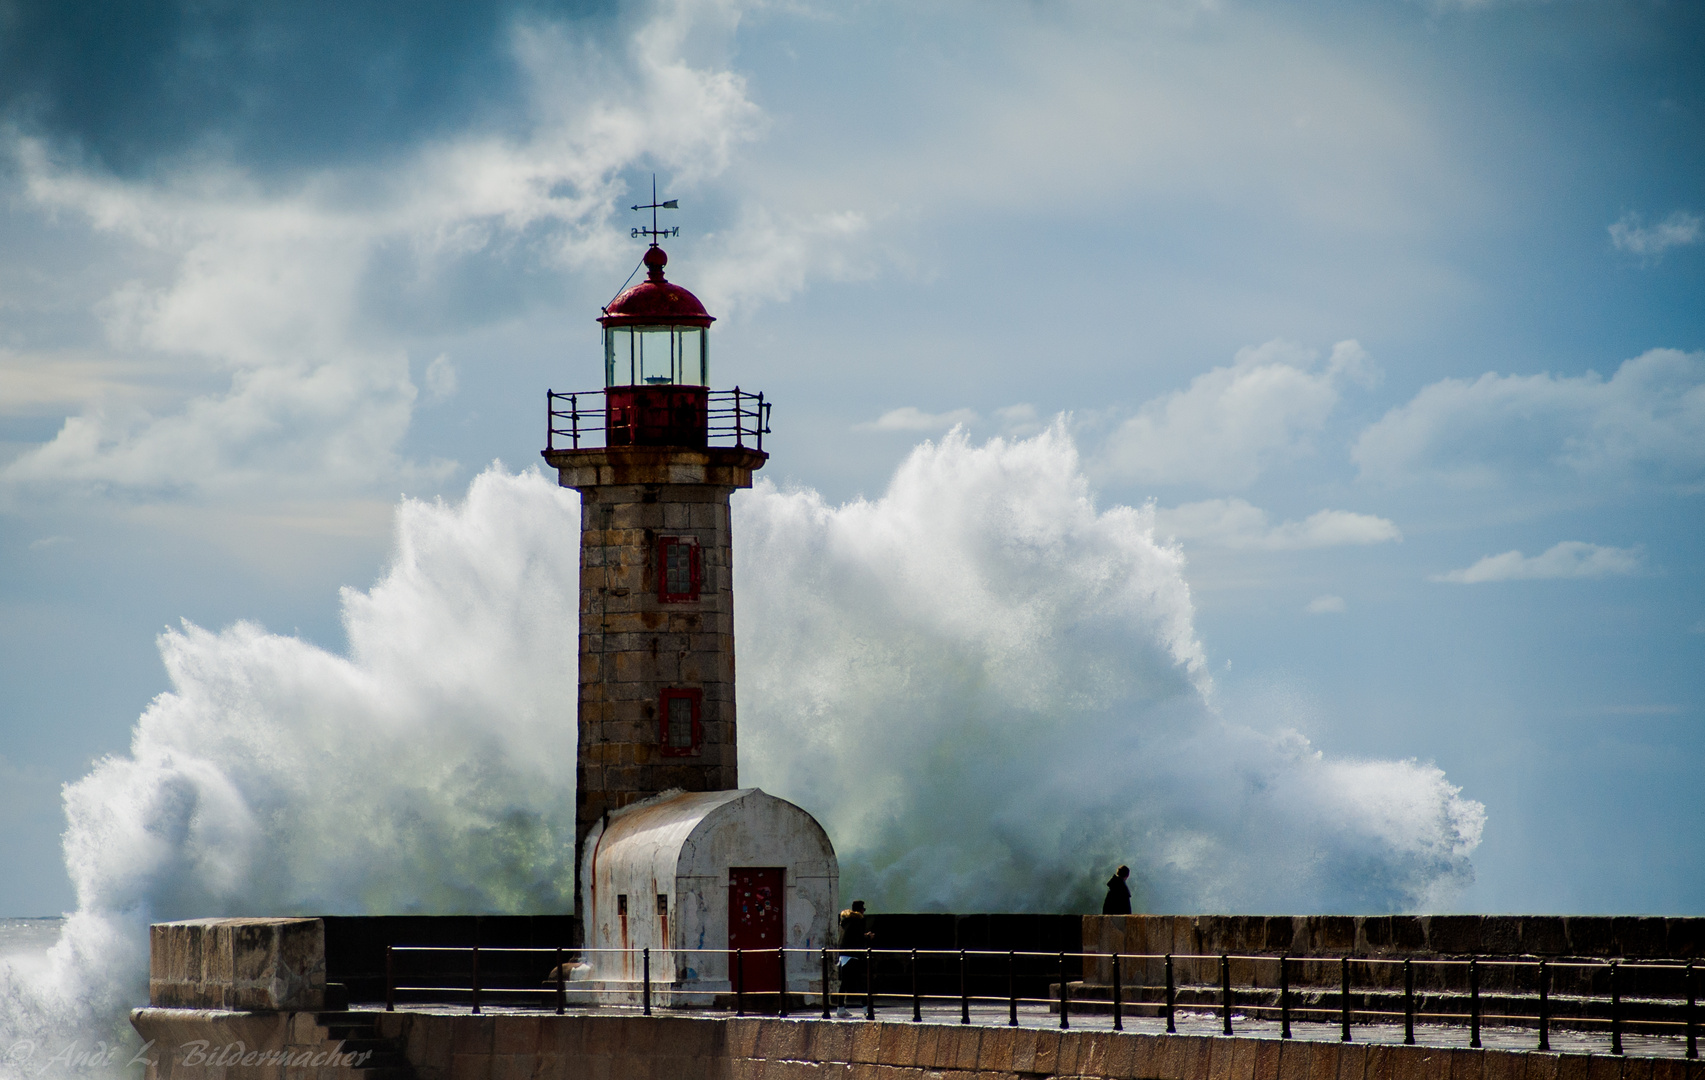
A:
[1520,1053,1562,1080]
[1612,917,1666,958]
[1177,1037,1213,1080]
[1204,1036,1235,1080]
[492,1018,541,1057]
[975,1028,1014,1073]
[1364,1044,1397,1080]
[1447,1049,1486,1080]
[1275,1040,1311,1080]
[1428,918,1483,956]
[850,1024,883,1065]
[1319,918,1357,955]
[1552,1053,1592,1080]
[1482,1051,1524,1080]
[1481,919,1521,956]
[1265,917,1298,953]
[1031,1030,1061,1075]
[1389,1047,1441,1080]
[878,1024,919,1068]
[1584,1055,1623,1080]
[1520,919,1567,957]
[1564,919,1617,957]
[1304,1041,1340,1080]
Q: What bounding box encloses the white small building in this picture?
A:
[576,787,838,1006]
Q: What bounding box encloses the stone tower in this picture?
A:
[541,238,769,916]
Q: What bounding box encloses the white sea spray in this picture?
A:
[0,431,1483,1077]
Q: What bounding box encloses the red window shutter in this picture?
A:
[659,688,702,755]
[658,536,701,603]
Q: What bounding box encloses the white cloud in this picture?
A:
[1306,595,1347,614]
[1154,497,1401,550]
[0,5,770,503]
[1354,348,1705,488]
[1430,541,1642,584]
[424,354,459,402]
[995,404,1043,436]
[1609,210,1703,257]
[1100,340,1374,487]
[857,406,979,432]
[697,206,878,314]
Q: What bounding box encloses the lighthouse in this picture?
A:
[542,193,836,1004]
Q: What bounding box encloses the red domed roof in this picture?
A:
[598,247,715,329]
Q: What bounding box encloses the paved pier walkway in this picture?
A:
[353,1002,1697,1061]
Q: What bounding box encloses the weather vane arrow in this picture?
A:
[629,175,679,244]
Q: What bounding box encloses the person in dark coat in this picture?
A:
[1102,865,1133,915]
[836,900,874,1013]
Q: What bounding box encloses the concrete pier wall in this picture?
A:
[129,1010,1705,1080]
[1082,916,1705,992]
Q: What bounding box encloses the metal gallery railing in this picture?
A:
[544,387,770,451]
[380,945,1701,1059]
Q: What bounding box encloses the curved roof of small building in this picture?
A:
[599,247,715,329]
[585,787,836,886]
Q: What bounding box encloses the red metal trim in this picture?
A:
[659,688,702,756]
[658,536,702,603]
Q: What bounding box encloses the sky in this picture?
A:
[0,0,1701,918]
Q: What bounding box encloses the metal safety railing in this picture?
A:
[379,945,1701,1059]
[544,387,770,451]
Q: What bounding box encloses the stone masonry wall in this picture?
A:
[133,1010,1705,1080]
[1083,917,1705,995]
[574,480,739,834]
[546,445,767,882]
[147,918,325,1011]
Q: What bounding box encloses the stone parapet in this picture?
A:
[544,446,769,490]
[1082,915,1705,993]
[128,1010,1705,1080]
[148,918,326,1011]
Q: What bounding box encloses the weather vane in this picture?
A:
[630,175,679,246]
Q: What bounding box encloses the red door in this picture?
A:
[728,867,785,1006]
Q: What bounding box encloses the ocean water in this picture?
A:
[0,427,1484,1079]
[0,919,63,966]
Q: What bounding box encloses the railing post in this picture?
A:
[778,947,789,1017]
[470,943,481,1015]
[1403,958,1415,1045]
[1537,958,1550,1051]
[1058,952,1070,1029]
[570,392,580,449]
[822,947,832,1019]
[1686,958,1697,1060]
[546,391,553,452]
[735,949,746,1016]
[1610,960,1623,1055]
[961,949,971,1025]
[734,387,744,448]
[1008,950,1018,1027]
[1339,957,1351,1042]
[912,949,921,1022]
[1280,955,1291,1039]
[1221,953,1234,1035]
[385,945,395,1012]
[643,947,652,1016]
[1469,958,1481,1049]
[556,946,566,1016]
[865,947,875,1020]
[1165,954,1176,1033]
[1112,953,1123,1032]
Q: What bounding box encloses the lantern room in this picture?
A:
[599,246,714,447]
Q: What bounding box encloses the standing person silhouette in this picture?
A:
[1102,865,1133,915]
[836,900,874,1016]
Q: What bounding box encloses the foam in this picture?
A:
[0,431,1482,1076]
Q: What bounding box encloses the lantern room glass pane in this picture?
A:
[604,326,707,387]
